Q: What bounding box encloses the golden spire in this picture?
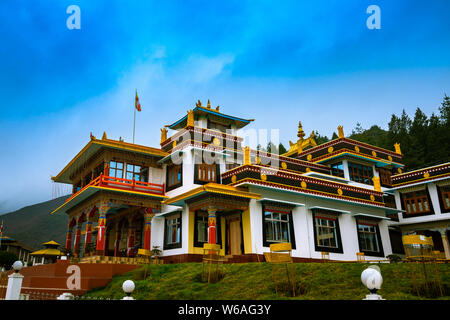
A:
[196,100,202,107]
[207,99,211,109]
[297,121,305,141]
[102,131,107,140]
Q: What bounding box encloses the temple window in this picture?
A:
[262,205,296,248]
[330,162,345,178]
[356,221,383,257]
[109,161,124,179]
[438,185,450,212]
[166,164,182,191]
[378,168,392,187]
[312,210,343,253]
[164,213,182,249]
[348,162,374,185]
[401,189,432,215]
[126,164,148,182]
[195,163,218,184]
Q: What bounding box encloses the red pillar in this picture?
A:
[65,229,73,251]
[96,202,109,255]
[83,221,93,255]
[73,225,82,256]
[208,206,217,244]
[143,208,153,251]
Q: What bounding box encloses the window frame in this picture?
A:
[166,163,183,191]
[348,162,374,185]
[437,185,450,213]
[312,210,343,254]
[109,161,124,179]
[400,188,434,218]
[262,205,296,249]
[378,167,393,187]
[194,161,220,185]
[355,220,384,257]
[163,213,182,250]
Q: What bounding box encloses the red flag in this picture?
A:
[135,91,141,112]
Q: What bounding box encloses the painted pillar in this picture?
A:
[114,221,121,257]
[96,201,109,255]
[207,205,217,244]
[73,224,82,257]
[65,228,73,251]
[127,217,136,257]
[83,221,93,255]
[439,229,450,259]
[143,208,153,251]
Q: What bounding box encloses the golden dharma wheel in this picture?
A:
[370,195,375,201]
[388,155,393,162]
[328,146,334,153]
[301,181,307,189]
[231,175,237,183]
[281,162,287,169]
[372,150,377,157]
[337,188,343,196]
[307,154,313,161]
[261,173,267,181]
[354,146,360,152]
[213,137,220,146]
[424,172,430,178]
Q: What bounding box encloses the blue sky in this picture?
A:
[1,0,449,212]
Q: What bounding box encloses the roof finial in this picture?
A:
[102,131,107,140]
[207,99,211,109]
[297,121,305,141]
[337,125,344,139]
[394,143,401,155]
[196,100,202,107]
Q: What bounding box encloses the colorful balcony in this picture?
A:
[51,174,166,216]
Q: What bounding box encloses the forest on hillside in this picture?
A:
[265,95,450,171]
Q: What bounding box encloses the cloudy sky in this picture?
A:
[1,0,449,213]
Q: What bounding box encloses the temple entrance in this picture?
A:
[226,213,243,255]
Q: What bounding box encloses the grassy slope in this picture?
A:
[0,196,69,250]
[85,262,450,300]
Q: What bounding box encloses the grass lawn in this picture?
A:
[84,262,450,300]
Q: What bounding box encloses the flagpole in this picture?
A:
[133,90,136,144]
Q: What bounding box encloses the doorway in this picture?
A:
[226,213,243,255]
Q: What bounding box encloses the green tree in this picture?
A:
[0,251,19,270]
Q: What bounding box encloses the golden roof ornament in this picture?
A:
[186,109,195,127]
[102,131,107,140]
[90,132,96,140]
[216,105,220,112]
[207,99,211,109]
[337,125,344,139]
[394,143,401,155]
[372,176,382,192]
[196,100,202,107]
[160,128,168,144]
[297,121,306,141]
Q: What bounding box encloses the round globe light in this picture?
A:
[12,261,23,272]
[366,271,383,291]
[361,268,377,287]
[122,280,135,294]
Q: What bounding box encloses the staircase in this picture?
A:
[4,259,138,299]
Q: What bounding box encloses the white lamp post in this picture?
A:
[122,280,135,300]
[361,265,384,300]
[5,261,24,300]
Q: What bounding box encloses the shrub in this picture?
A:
[0,251,19,270]
[386,254,402,263]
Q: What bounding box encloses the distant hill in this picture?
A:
[0,196,69,250]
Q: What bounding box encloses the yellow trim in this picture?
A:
[163,183,261,205]
[392,162,450,178]
[241,208,252,254]
[312,150,403,167]
[231,178,385,206]
[392,172,450,187]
